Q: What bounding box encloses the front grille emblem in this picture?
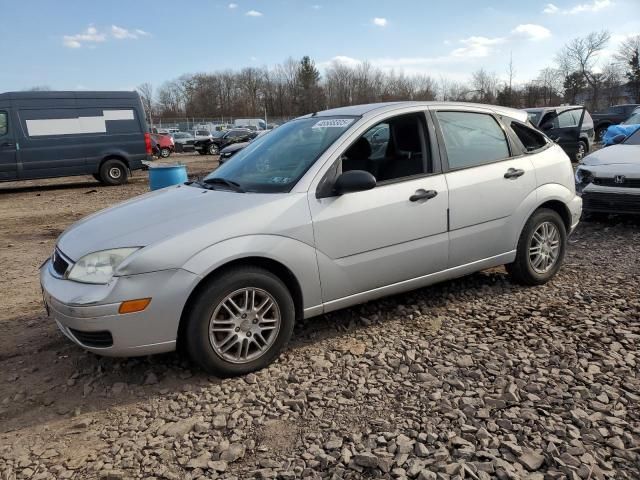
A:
[614,175,626,184]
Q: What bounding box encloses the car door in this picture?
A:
[542,107,585,158]
[308,111,449,307]
[0,107,18,181]
[432,108,537,268]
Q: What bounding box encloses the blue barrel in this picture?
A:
[148,164,188,191]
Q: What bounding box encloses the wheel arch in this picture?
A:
[177,256,305,350]
[536,199,572,232]
[99,154,130,172]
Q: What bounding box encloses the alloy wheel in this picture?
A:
[208,288,281,364]
[529,221,560,274]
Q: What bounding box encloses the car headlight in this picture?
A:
[575,168,593,184]
[67,248,140,284]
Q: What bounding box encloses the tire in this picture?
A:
[99,159,129,186]
[574,141,587,162]
[596,125,608,142]
[208,143,219,155]
[160,147,171,158]
[185,266,295,377]
[506,208,567,286]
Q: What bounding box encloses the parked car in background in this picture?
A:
[575,127,640,215]
[40,101,581,376]
[194,128,253,155]
[218,131,268,164]
[171,132,195,152]
[150,133,175,158]
[525,106,590,161]
[191,129,213,142]
[234,118,266,130]
[591,104,640,141]
[0,90,150,185]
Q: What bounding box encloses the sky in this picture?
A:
[1,0,639,92]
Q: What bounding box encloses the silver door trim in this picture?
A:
[321,250,515,314]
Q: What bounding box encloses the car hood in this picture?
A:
[57,184,313,266]
[581,145,640,167]
[221,142,248,153]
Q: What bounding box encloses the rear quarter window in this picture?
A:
[511,122,547,152]
[0,111,7,136]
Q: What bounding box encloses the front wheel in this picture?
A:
[574,141,587,162]
[506,208,566,286]
[160,147,171,158]
[208,144,219,155]
[185,267,295,377]
[596,126,608,142]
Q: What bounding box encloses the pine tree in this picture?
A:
[297,56,322,114]
[626,49,640,103]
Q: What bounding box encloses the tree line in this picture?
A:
[137,31,640,122]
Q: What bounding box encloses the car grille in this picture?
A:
[583,192,640,214]
[593,177,640,188]
[52,249,70,277]
[69,329,113,348]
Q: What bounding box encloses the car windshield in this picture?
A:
[201,116,358,193]
[622,112,640,125]
[623,128,640,145]
[212,131,225,138]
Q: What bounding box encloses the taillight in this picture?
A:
[144,132,152,155]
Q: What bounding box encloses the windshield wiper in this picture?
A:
[203,177,245,192]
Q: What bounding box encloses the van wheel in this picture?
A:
[185,266,295,377]
[99,159,129,186]
[506,208,566,286]
[160,147,171,158]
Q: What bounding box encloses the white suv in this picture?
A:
[41,102,582,376]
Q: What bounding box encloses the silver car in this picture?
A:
[40,102,582,377]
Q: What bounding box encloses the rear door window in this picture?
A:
[0,111,7,136]
[436,111,510,169]
[511,122,547,152]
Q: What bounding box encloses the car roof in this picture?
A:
[524,105,586,114]
[0,90,140,100]
[302,101,529,123]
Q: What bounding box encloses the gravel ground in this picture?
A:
[0,157,638,479]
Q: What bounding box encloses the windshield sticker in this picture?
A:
[312,118,354,129]
[270,177,291,184]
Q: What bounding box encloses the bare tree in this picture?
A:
[471,68,499,103]
[136,83,154,124]
[614,35,640,64]
[556,31,611,110]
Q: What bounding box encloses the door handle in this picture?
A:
[504,168,525,179]
[1,142,15,148]
[409,189,438,202]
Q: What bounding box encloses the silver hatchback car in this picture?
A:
[41,102,582,376]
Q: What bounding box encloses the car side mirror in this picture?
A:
[334,170,376,195]
[540,122,553,131]
[612,134,626,145]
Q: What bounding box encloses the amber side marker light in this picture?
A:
[119,298,152,314]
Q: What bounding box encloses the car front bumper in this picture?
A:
[40,259,199,357]
[581,184,640,215]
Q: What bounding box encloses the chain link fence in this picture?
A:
[149,116,294,132]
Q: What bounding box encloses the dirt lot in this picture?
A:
[0,157,638,479]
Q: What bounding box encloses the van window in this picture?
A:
[0,112,7,136]
[436,111,510,169]
[19,108,139,137]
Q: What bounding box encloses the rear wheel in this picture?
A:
[99,159,129,186]
[160,147,171,158]
[185,266,295,377]
[507,208,566,286]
